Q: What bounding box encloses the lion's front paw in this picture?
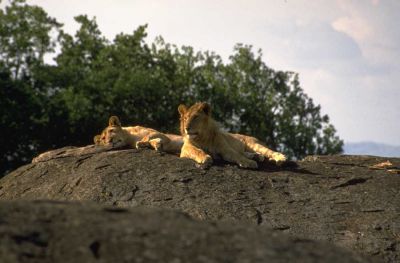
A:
[239,159,258,169]
[135,141,148,149]
[270,152,287,166]
[150,138,163,152]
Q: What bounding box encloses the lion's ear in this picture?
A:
[200,102,211,116]
[93,135,101,145]
[178,104,187,116]
[109,116,121,127]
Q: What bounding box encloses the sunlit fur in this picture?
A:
[178,102,286,168]
[94,116,183,154]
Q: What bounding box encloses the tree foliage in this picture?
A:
[0,0,343,176]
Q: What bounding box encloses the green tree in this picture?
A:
[0,68,40,172]
[0,0,61,79]
[0,0,62,175]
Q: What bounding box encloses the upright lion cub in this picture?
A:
[94,116,183,154]
[178,102,286,168]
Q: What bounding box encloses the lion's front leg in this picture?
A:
[246,142,287,166]
[180,142,213,167]
[136,133,170,152]
[135,137,151,149]
[222,151,258,169]
[219,146,258,169]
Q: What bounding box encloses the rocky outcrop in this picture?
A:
[0,200,370,263]
[1,146,399,262]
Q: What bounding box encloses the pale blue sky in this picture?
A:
[15,0,400,145]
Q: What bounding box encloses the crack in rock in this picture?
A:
[330,178,369,190]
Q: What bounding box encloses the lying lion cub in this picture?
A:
[178,102,286,168]
[94,116,183,154]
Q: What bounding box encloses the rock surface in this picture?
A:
[1,146,400,262]
[0,200,370,263]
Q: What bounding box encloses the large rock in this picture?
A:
[1,146,400,262]
[0,200,370,263]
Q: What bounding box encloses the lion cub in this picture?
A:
[178,102,286,168]
[94,116,183,154]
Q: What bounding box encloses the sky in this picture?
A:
[12,0,400,145]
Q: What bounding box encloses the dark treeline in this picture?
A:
[0,0,343,176]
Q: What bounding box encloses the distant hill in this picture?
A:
[344,141,400,157]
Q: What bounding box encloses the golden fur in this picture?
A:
[94,116,183,154]
[178,102,286,168]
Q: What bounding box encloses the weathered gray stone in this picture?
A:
[1,146,399,262]
[0,200,371,263]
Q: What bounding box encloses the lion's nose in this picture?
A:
[185,128,189,134]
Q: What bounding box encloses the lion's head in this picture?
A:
[93,116,127,146]
[178,102,212,140]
